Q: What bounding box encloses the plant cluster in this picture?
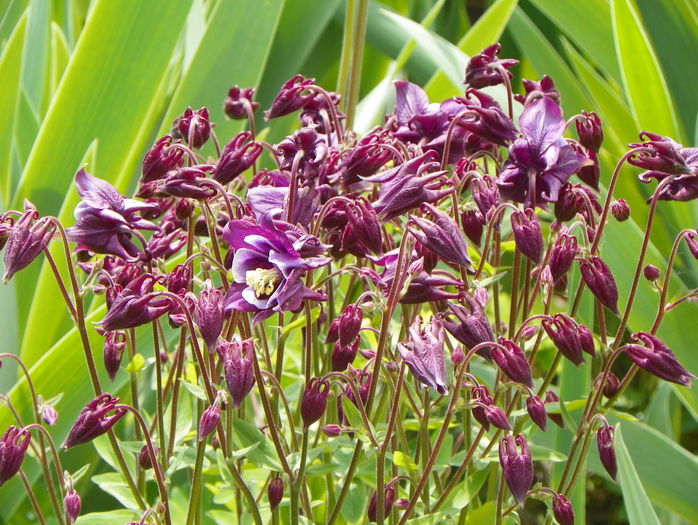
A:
[1,42,696,525]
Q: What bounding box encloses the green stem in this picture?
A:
[186,437,206,525]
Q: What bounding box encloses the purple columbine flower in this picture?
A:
[62,394,126,449]
[140,135,185,185]
[548,234,578,283]
[407,203,472,269]
[101,274,173,331]
[398,316,447,394]
[173,107,210,149]
[332,340,360,372]
[511,208,543,263]
[2,202,55,283]
[222,214,331,322]
[191,282,226,350]
[159,165,216,200]
[545,390,564,428]
[514,75,561,105]
[0,426,31,486]
[326,304,363,346]
[442,294,495,358]
[622,332,695,386]
[497,96,591,208]
[64,489,81,524]
[268,476,284,511]
[265,75,315,120]
[471,385,493,430]
[300,377,330,428]
[499,434,534,506]
[526,395,547,431]
[552,494,575,525]
[213,132,263,185]
[596,423,617,481]
[542,314,591,367]
[321,195,383,258]
[610,198,631,222]
[575,111,603,153]
[630,132,698,201]
[217,338,256,408]
[491,338,534,388]
[464,43,519,89]
[199,402,221,441]
[471,176,501,222]
[579,256,619,314]
[367,485,396,523]
[67,169,159,260]
[103,331,127,381]
[554,183,601,223]
[461,208,485,246]
[455,90,518,146]
[224,85,258,120]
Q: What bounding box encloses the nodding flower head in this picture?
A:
[622,332,695,387]
[191,282,226,349]
[3,202,55,283]
[542,314,592,367]
[526,395,547,431]
[491,338,534,388]
[326,304,363,346]
[265,75,315,120]
[498,434,533,506]
[464,43,519,89]
[575,111,603,153]
[173,107,210,149]
[548,234,578,283]
[224,85,258,120]
[398,316,447,394]
[100,274,173,331]
[552,494,575,525]
[407,203,472,269]
[267,476,284,511]
[442,294,495,359]
[62,394,126,449]
[218,338,256,408]
[140,135,185,185]
[0,426,31,486]
[103,331,127,381]
[596,423,617,481]
[301,377,330,428]
[579,256,619,315]
[511,208,543,264]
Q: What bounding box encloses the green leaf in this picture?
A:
[74,510,141,525]
[231,416,280,470]
[615,425,662,525]
[125,353,145,374]
[91,472,141,510]
[340,395,365,433]
[20,0,50,115]
[611,0,682,140]
[449,467,489,510]
[393,450,418,471]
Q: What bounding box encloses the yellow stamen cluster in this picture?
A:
[245,268,281,298]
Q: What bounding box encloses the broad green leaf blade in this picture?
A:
[0,0,28,46]
[615,425,661,525]
[611,0,682,140]
[20,0,50,116]
[49,21,71,98]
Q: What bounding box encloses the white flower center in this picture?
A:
[245,268,281,298]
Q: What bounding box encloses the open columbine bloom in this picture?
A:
[222,214,330,321]
[497,97,590,208]
[398,316,447,394]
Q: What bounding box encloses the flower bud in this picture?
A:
[526,395,547,431]
[398,316,447,394]
[367,485,396,522]
[3,204,55,283]
[326,305,363,346]
[622,332,695,386]
[224,85,258,120]
[140,135,184,184]
[213,132,262,185]
[321,424,342,437]
[472,385,493,430]
[64,489,81,523]
[515,75,560,105]
[465,43,519,89]
[579,256,619,314]
[552,493,575,525]
[0,426,31,486]
[471,176,501,221]
[395,498,409,510]
[685,231,698,260]
[443,295,495,359]
[39,402,58,427]
[198,404,221,441]
[451,346,465,365]
[461,208,485,246]
[610,199,630,222]
[268,476,284,510]
[161,165,216,200]
[491,338,533,388]
[596,423,617,481]
[103,331,126,381]
[192,283,226,350]
[577,150,600,190]
[545,391,564,428]
[173,107,210,149]
[301,378,330,428]
[0,220,11,251]
[174,198,195,221]
[407,203,472,269]
[167,264,191,295]
[265,75,315,120]
[481,404,511,430]
[511,208,543,263]
[332,340,360,372]
[138,444,156,470]
[575,111,603,153]
[643,264,660,281]
[595,372,621,399]
[218,338,256,408]
[542,314,588,367]
[498,434,533,506]
[62,394,126,449]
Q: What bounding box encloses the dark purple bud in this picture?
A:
[367,485,396,522]
[443,295,495,358]
[301,378,330,428]
[39,403,58,426]
[101,274,173,331]
[268,476,284,510]
[337,129,392,187]
[579,256,619,314]
[643,264,660,281]
[398,317,447,394]
[461,208,485,246]
[140,135,185,184]
[414,241,439,274]
[554,182,601,224]
[173,107,210,149]
[629,131,691,176]
[686,232,698,260]
[511,208,543,263]
[395,498,409,510]
[161,165,216,200]
[526,395,547,431]
[451,346,465,366]
[596,423,617,481]
[174,198,195,221]
[514,75,561,105]
[542,314,588,366]
[198,404,221,441]
[552,493,575,525]
[408,203,472,269]
[456,90,518,146]
[472,385,493,430]
[64,489,81,523]
[596,372,621,399]
[491,338,533,388]
[465,43,519,89]
[545,391,564,427]
[321,424,342,437]
[138,444,156,470]
[575,111,603,153]
[224,85,258,120]
[62,394,126,449]
[217,338,255,408]
[577,150,600,190]
[326,304,363,345]
[610,199,630,222]
[499,434,533,506]
[192,283,226,349]
[578,324,596,358]
[103,331,127,381]
[519,324,538,342]
[0,220,11,251]
[623,332,695,386]
[326,196,383,258]
[167,264,191,295]
[481,404,511,430]
[332,340,360,372]
[213,132,262,185]
[472,176,502,222]
[3,204,55,283]
[0,426,30,486]
[265,75,315,119]
[549,234,578,282]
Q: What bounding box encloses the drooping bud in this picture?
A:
[596,372,621,399]
[471,385,493,430]
[491,338,533,388]
[554,183,600,224]
[643,264,660,281]
[471,176,501,222]
[321,424,342,437]
[552,493,575,525]
[610,199,630,222]
[398,316,447,394]
[160,165,216,200]
[498,434,533,506]
[575,111,603,152]
[138,444,156,470]
[443,295,495,359]
[685,231,698,260]
[526,395,547,431]
[461,208,485,246]
[622,332,695,386]
[0,426,31,486]
[514,75,560,105]
[173,107,210,149]
[192,282,226,349]
[224,85,259,120]
[367,485,396,522]
[62,394,126,449]
[326,304,363,346]
[549,234,578,283]
[218,338,255,408]
[167,264,192,295]
[174,198,195,221]
[465,43,519,89]
[3,204,55,283]
[64,488,81,523]
[140,135,185,184]
[395,498,409,510]
[268,476,284,510]
[544,391,564,428]
[407,203,472,269]
[301,378,330,428]
[578,324,596,358]
[511,208,543,263]
[322,196,383,258]
[213,132,262,185]
[451,346,465,365]
[265,75,315,120]
[542,314,589,366]
[577,150,600,190]
[596,423,617,481]
[101,274,174,331]
[579,256,619,314]
[332,340,360,372]
[198,403,221,441]
[39,402,58,426]
[103,331,127,381]
[480,403,511,430]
